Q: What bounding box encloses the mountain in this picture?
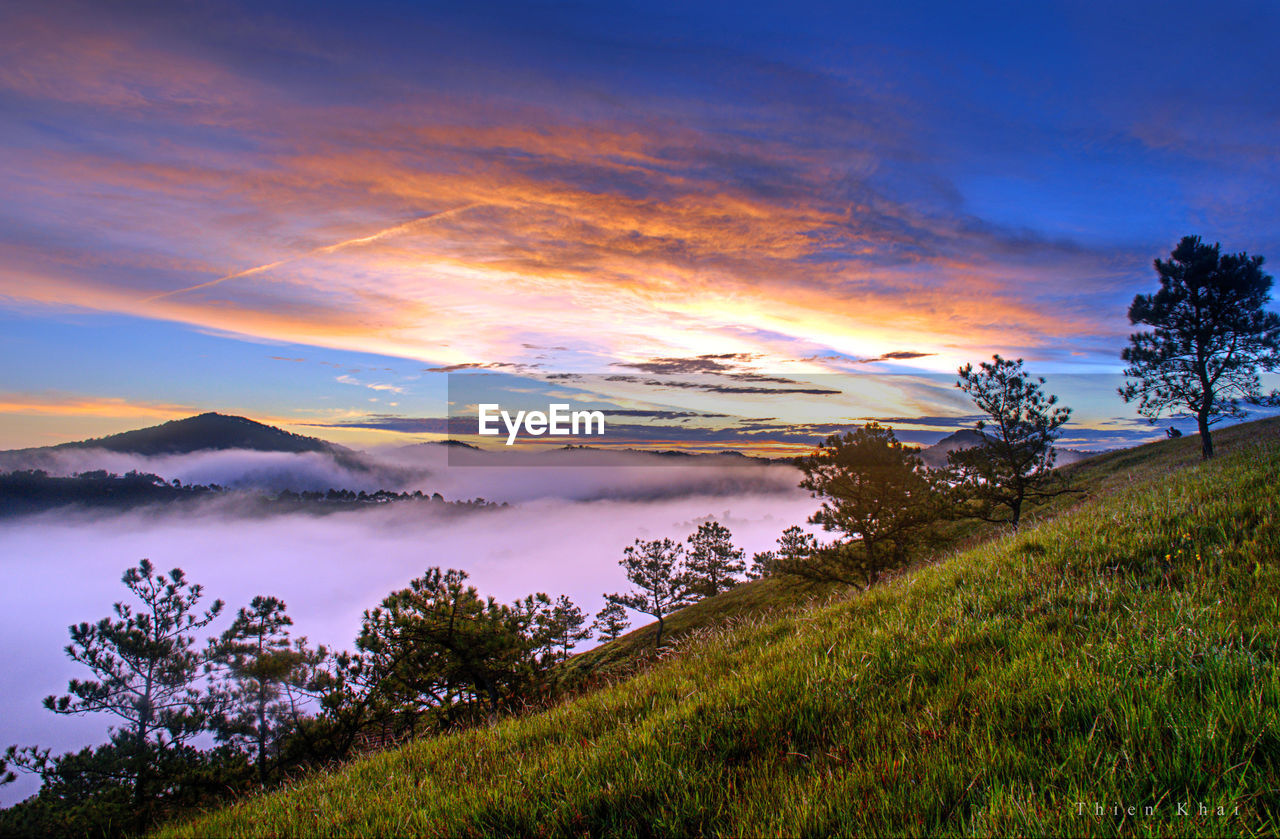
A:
[41,412,343,456]
[2,413,350,459]
[0,413,368,475]
[918,428,1102,469]
[917,428,989,468]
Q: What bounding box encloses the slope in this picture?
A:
[39,413,341,456]
[162,419,1280,837]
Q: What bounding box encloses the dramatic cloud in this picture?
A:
[1,0,1211,409]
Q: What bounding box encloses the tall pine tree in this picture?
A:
[43,560,223,824]
[1121,235,1280,458]
[685,521,745,598]
[207,596,305,785]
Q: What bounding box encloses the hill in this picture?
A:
[0,413,377,481]
[158,418,1280,837]
[917,428,1100,469]
[30,413,342,457]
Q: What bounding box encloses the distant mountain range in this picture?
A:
[1,413,1102,471]
[915,429,1100,469]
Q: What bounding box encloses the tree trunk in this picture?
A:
[131,722,151,832]
[654,614,664,648]
[257,689,268,785]
[132,674,154,828]
[863,540,877,589]
[479,675,500,722]
[1197,410,1214,459]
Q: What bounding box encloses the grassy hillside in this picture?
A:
[161,420,1280,837]
[560,574,838,684]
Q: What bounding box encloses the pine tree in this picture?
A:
[546,595,590,661]
[797,423,949,582]
[207,596,305,785]
[1121,235,1280,458]
[747,526,818,579]
[605,538,690,648]
[776,525,817,564]
[42,559,223,823]
[949,356,1073,530]
[590,601,630,643]
[746,550,776,580]
[357,568,547,726]
[685,521,745,598]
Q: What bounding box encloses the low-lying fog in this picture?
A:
[1,443,803,501]
[0,449,817,805]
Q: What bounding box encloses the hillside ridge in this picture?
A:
[159,418,1280,837]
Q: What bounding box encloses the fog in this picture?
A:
[0,457,818,805]
[0,445,803,502]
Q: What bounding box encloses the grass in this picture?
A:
[159,419,1280,837]
[558,573,837,685]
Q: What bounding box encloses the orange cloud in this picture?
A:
[0,12,1131,380]
[0,393,197,421]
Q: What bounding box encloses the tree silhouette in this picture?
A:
[590,602,630,643]
[1120,235,1280,458]
[42,560,223,823]
[606,538,691,648]
[356,568,546,726]
[949,356,1073,530]
[207,596,306,785]
[795,423,949,583]
[545,595,591,661]
[747,525,818,579]
[777,525,818,564]
[685,521,745,598]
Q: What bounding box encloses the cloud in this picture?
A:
[597,409,728,420]
[611,354,761,375]
[0,4,1150,389]
[859,351,936,364]
[299,415,452,434]
[602,376,842,396]
[856,415,986,427]
[423,362,541,373]
[0,393,197,421]
[335,374,405,394]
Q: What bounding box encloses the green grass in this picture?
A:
[160,419,1280,837]
[558,574,838,685]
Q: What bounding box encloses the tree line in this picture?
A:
[0,556,642,836]
[601,233,1280,631]
[604,353,1077,626]
[0,469,505,518]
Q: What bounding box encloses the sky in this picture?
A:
[2,0,1278,449]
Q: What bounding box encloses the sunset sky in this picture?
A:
[2,0,1278,449]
